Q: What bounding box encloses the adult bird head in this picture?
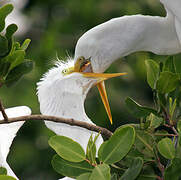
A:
[37,58,126,124]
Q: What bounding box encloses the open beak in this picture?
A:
[80,72,127,124]
[72,57,127,124]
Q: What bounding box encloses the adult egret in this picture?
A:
[74,0,181,73]
[0,106,31,179]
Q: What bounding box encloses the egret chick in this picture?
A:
[0,106,31,179]
[37,59,126,151]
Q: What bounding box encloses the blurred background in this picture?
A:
[0,0,180,179]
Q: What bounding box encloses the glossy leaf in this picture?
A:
[125,97,157,118]
[147,113,163,129]
[0,167,7,175]
[5,24,18,40]
[157,138,175,159]
[100,125,135,164]
[77,173,91,180]
[156,72,179,93]
[86,134,97,164]
[49,135,85,162]
[89,164,111,180]
[164,158,181,180]
[0,4,13,32]
[52,155,93,178]
[98,141,108,162]
[145,59,159,89]
[9,50,25,70]
[120,157,143,180]
[20,39,31,51]
[5,60,33,87]
[0,175,16,180]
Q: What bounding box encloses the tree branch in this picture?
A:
[0,114,113,139]
[0,99,8,122]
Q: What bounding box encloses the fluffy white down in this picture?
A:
[37,59,103,180]
[0,106,31,179]
[74,0,181,73]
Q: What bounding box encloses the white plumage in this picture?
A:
[74,0,181,73]
[37,60,103,152]
[0,106,31,179]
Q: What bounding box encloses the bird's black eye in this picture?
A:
[62,69,67,74]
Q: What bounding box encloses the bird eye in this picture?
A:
[78,56,85,62]
[62,69,67,74]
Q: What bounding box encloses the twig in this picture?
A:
[0,114,113,139]
[0,99,8,122]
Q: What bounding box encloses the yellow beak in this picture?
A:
[80,72,127,124]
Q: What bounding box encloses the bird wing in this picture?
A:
[0,106,31,178]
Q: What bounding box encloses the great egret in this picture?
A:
[0,106,31,179]
[74,0,181,73]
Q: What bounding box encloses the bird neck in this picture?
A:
[39,88,89,122]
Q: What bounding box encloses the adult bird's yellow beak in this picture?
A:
[71,56,127,124]
[80,72,127,124]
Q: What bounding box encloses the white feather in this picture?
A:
[0,106,31,179]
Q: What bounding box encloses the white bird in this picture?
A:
[0,106,31,179]
[37,59,125,179]
[74,0,181,74]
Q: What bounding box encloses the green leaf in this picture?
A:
[163,56,176,73]
[164,158,181,180]
[125,97,158,118]
[5,60,33,87]
[0,35,8,57]
[77,173,91,180]
[89,164,111,180]
[156,72,179,94]
[9,50,25,70]
[20,39,31,51]
[98,141,108,162]
[5,24,18,40]
[0,175,16,180]
[147,113,163,129]
[157,138,175,159]
[145,59,159,89]
[49,135,86,162]
[99,125,135,164]
[52,155,93,178]
[120,157,143,180]
[0,167,7,175]
[135,130,154,156]
[86,134,97,164]
[0,4,13,32]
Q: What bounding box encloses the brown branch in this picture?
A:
[0,114,113,139]
[0,99,8,122]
